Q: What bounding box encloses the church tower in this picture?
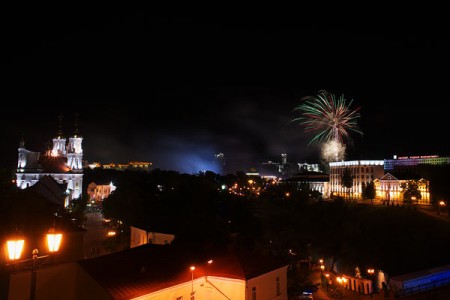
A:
[67,114,83,171]
[52,115,67,157]
[17,135,27,170]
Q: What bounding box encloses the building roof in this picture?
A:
[38,155,71,173]
[30,175,67,206]
[78,243,288,299]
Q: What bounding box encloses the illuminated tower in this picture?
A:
[67,115,83,199]
[15,115,84,204]
[67,114,83,171]
[51,115,66,157]
[17,135,27,170]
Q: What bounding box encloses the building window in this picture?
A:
[276,277,281,295]
[252,287,256,300]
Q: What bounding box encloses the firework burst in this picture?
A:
[293,90,363,145]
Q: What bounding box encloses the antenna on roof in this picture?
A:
[57,114,64,137]
[19,133,25,148]
[73,112,80,136]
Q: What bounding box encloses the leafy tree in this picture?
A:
[341,167,354,201]
[362,181,376,205]
[401,180,422,208]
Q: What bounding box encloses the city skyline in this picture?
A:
[2,11,449,173]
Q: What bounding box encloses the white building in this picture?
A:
[87,181,116,203]
[130,225,175,248]
[15,117,83,205]
[329,160,385,200]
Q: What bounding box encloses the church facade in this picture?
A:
[16,117,83,206]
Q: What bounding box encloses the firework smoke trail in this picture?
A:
[293,90,363,145]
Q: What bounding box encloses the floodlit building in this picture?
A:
[100,161,152,172]
[130,225,175,248]
[329,160,385,200]
[384,154,450,171]
[15,116,83,205]
[87,181,116,203]
[282,171,329,198]
[374,173,430,205]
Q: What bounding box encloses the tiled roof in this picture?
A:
[78,243,287,299]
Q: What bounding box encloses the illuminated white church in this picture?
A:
[16,116,83,206]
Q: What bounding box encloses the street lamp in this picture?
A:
[190,266,195,300]
[205,259,213,279]
[6,230,63,300]
[336,276,348,300]
[367,268,375,295]
[325,273,330,292]
[439,201,446,215]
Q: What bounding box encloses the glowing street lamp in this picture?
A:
[190,266,195,300]
[6,239,24,260]
[6,230,63,300]
[325,273,330,291]
[336,276,348,300]
[367,268,375,295]
[438,200,446,215]
[206,259,213,278]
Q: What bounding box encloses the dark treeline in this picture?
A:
[90,168,450,278]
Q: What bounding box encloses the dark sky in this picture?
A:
[2,11,449,173]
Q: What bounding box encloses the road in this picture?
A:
[83,211,108,259]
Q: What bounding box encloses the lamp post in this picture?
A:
[205,259,213,279]
[337,276,347,300]
[325,273,330,292]
[190,266,195,300]
[367,268,375,296]
[438,201,446,215]
[6,230,63,300]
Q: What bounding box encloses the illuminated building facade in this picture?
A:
[329,160,385,199]
[282,171,329,198]
[99,161,152,172]
[15,117,83,205]
[374,173,430,205]
[384,155,450,171]
[86,181,116,203]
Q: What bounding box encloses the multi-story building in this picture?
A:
[329,160,385,200]
[96,161,152,172]
[15,117,83,205]
[374,173,430,205]
[384,155,450,172]
[86,181,116,203]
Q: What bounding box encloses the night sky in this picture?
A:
[2,11,449,173]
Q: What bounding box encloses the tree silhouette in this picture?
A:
[362,181,376,205]
[341,167,354,201]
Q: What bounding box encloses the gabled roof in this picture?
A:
[378,173,399,181]
[30,175,67,206]
[78,243,288,299]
